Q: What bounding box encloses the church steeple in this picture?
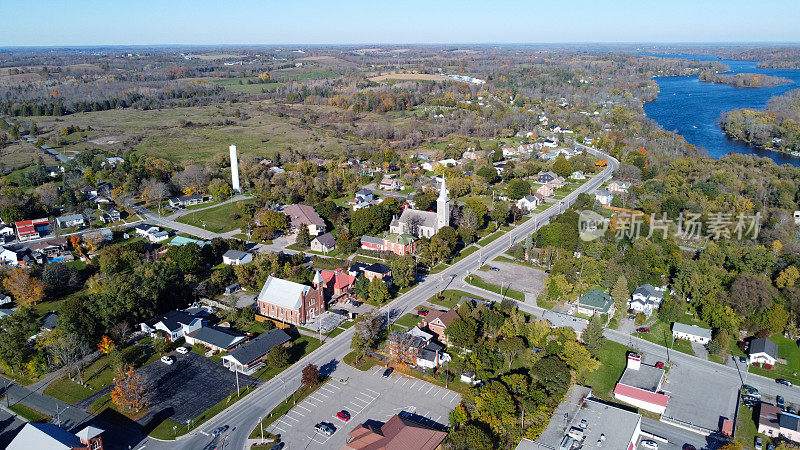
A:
[437,177,450,229]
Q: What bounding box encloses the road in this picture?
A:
[134,194,253,240]
[132,147,618,450]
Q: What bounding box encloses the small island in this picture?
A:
[720,88,800,155]
[699,71,792,88]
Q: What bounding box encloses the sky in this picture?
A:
[1,0,799,47]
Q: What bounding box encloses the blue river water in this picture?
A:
[639,53,800,166]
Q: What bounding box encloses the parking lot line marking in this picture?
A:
[394,377,401,384]
[276,419,294,427]
[315,391,329,398]
[327,383,341,390]
[290,410,305,417]
[372,367,382,375]
[432,390,441,398]
[418,383,426,391]
[450,395,458,404]
[365,387,380,395]
[351,398,368,406]
[272,425,286,433]
[304,399,323,406]
[409,381,418,389]
[435,415,441,422]
[297,405,311,412]
[426,386,434,394]
[320,386,335,393]
[402,379,409,386]
[284,415,299,422]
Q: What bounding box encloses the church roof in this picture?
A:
[397,208,439,229]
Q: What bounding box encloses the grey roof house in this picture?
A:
[628,284,665,317]
[749,337,779,367]
[185,326,247,352]
[222,328,291,374]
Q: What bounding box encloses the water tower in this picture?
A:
[229,145,240,192]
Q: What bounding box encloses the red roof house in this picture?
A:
[15,218,51,241]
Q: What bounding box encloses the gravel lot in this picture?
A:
[480,260,547,297]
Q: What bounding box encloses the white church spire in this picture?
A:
[437,177,450,229]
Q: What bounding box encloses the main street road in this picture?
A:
[134,148,618,450]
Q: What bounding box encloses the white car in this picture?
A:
[640,440,658,450]
[175,347,189,355]
[161,356,174,365]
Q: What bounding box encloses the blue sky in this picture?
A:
[1,0,798,46]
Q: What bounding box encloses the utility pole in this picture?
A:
[260,416,264,442]
[235,370,240,397]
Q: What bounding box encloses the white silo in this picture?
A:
[229,144,240,192]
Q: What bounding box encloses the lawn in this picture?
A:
[44,354,118,403]
[393,313,421,329]
[465,274,525,301]
[249,336,322,382]
[477,230,505,247]
[427,289,484,309]
[582,340,633,400]
[448,245,479,264]
[9,403,51,423]
[175,199,256,233]
[749,333,800,385]
[735,404,774,448]
[428,262,449,274]
[633,317,709,357]
[343,351,382,372]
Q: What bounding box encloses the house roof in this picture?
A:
[41,312,58,330]
[258,276,310,311]
[345,414,447,450]
[187,326,247,350]
[522,195,537,202]
[283,204,325,229]
[578,289,613,311]
[356,188,372,196]
[541,310,589,333]
[313,232,336,248]
[619,363,665,392]
[361,235,384,245]
[614,383,669,407]
[780,412,800,431]
[383,233,415,245]
[396,208,439,230]
[8,423,83,449]
[750,337,778,359]
[223,249,251,261]
[75,425,104,442]
[320,269,356,290]
[426,308,459,328]
[148,310,200,332]
[672,323,712,340]
[56,213,84,223]
[223,328,290,367]
[632,284,663,300]
[365,263,391,275]
[759,402,781,430]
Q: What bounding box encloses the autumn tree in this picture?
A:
[111,365,151,412]
[350,310,383,363]
[97,335,115,354]
[302,363,320,387]
[3,268,45,305]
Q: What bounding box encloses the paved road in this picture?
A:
[130,147,618,450]
[134,195,253,240]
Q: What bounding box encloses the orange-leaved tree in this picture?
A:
[98,335,115,354]
[111,365,150,412]
[2,268,44,305]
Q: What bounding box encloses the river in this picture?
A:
[640,53,800,166]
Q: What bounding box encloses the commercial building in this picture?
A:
[613,353,669,415]
[222,328,291,374]
[15,218,51,241]
[256,276,324,325]
[344,414,447,450]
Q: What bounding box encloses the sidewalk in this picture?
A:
[2,380,93,431]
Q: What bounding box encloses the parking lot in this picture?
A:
[480,260,547,297]
[137,351,261,425]
[661,358,739,432]
[267,365,461,448]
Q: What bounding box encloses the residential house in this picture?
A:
[222,328,291,374]
[283,204,326,236]
[541,309,588,337]
[671,323,712,344]
[102,156,124,167]
[222,249,253,265]
[44,165,64,177]
[419,308,459,345]
[31,237,67,258]
[256,276,325,325]
[780,413,800,443]
[537,171,558,184]
[0,224,14,238]
[613,353,669,415]
[8,423,104,450]
[134,224,159,238]
[355,189,374,203]
[101,209,121,223]
[608,180,632,194]
[169,195,204,208]
[313,269,357,299]
[79,186,98,199]
[388,328,451,369]
[149,230,169,243]
[363,263,392,283]
[185,326,248,352]
[0,294,11,306]
[55,214,85,229]
[360,233,416,256]
[628,284,665,317]
[758,402,781,438]
[516,195,541,212]
[15,218,51,241]
[140,310,206,341]
[569,170,585,180]
[310,232,336,253]
[594,189,614,206]
[41,312,58,331]
[536,183,554,198]
[344,414,447,450]
[576,289,614,316]
[0,246,31,266]
[749,337,778,368]
[379,177,400,190]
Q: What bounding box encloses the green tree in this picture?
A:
[296,224,311,247]
[476,166,499,184]
[489,202,510,229]
[583,315,605,356]
[266,345,290,368]
[448,424,494,450]
[611,275,629,312]
[506,179,531,200]
[208,178,234,200]
[390,256,415,289]
[446,316,478,348]
[552,155,572,178]
[368,277,389,304]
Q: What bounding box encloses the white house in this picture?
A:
[628,284,665,317]
[516,195,540,212]
[570,170,585,180]
[608,180,632,194]
[222,249,253,265]
[149,230,170,243]
[55,214,85,229]
[749,338,778,367]
[310,232,336,253]
[671,323,712,345]
[140,310,205,341]
[594,189,614,206]
[134,224,159,238]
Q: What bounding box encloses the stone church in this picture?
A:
[389,178,450,238]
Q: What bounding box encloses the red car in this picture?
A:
[417,310,429,316]
[636,327,650,333]
[655,361,665,369]
[336,410,350,422]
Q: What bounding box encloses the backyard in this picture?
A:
[176,198,256,233]
[582,340,633,401]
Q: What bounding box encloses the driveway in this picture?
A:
[479,260,547,297]
[692,342,709,360]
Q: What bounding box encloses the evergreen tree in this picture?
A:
[611,275,629,313]
[296,224,311,247]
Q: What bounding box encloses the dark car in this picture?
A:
[739,356,748,364]
[683,446,697,450]
[211,425,229,437]
[382,367,394,378]
[789,406,797,415]
[270,444,285,450]
[636,327,650,333]
[777,379,793,387]
[778,395,785,409]
[490,267,500,272]
[742,395,760,407]
[315,422,335,436]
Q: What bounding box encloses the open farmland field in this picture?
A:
[368,72,447,82]
[0,142,58,175]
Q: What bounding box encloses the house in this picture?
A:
[360,234,416,256]
[31,237,67,258]
[222,249,253,265]
[355,189,374,203]
[576,289,614,316]
[780,413,800,443]
[100,209,121,223]
[149,230,170,243]
[134,224,159,238]
[169,195,204,208]
[102,156,124,167]
[536,183,554,198]
[8,423,104,450]
[256,276,325,325]
[0,294,11,306]
[41,311,58,331]
[185,326,248,352]
[0,224,14,237]
[222,328,291,374]
[224,283,241,295]
[594,189,614,206]
[389,178,449,238]
[363,263,392,283]
[570,170,585,180]
[608,180,632,194]
[671,323,712,344]
[55,213,85,229]
[283,204,326,236]
[313,269,357,299]
[749,337,778,368]
[140,310,206,341]
[759,402,782,438]
[344,414,447,450]
[541,309,588,337]
[516,195,541,212]
[460,372,480,385]
[537,171,558,184]
[628,284,665,317]
[387,328,451,369]
[379,177,400,190]
[613,353,669,415]
[15,218,51,241]
[79,185,98,198]
[310,232,336,253]
[45,165,64,177]
[0,246,30,266]
[419,308,459,345]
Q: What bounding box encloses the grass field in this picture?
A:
[343,351,382,372]
[427,289,484,309]
[393,313,421,329]
[9,403,51,423]
[368,73,446,82]
[477,230,505,247]
[176,199,255,233]
[449,245,480,264]
[582,340,632,400]
[44,354,117,403]
[465,274,525,301]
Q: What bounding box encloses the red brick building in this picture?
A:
[256,276,325,325]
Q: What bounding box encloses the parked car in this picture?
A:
[336,410,350,422]
[789,406,797,414]
[382,367,394,378]
[777,379,793,387]
[315,422,335,436]
[628,315,636,320]
[655,361,664,369]
[211,425,229,437]
[417,310,429,316]
[176,346,189,355]
[739,356,748,364]
[742,396,760,407]
[778,395,785,409]
[742,385,760,398]
[270,443,285,450]
[683,446,696,450]
[636,327,650,333]
[160,356,174,365]
[755,436,763,450]
[768,444,776,450]
[640,440,658,449]
[490,267,500,271]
